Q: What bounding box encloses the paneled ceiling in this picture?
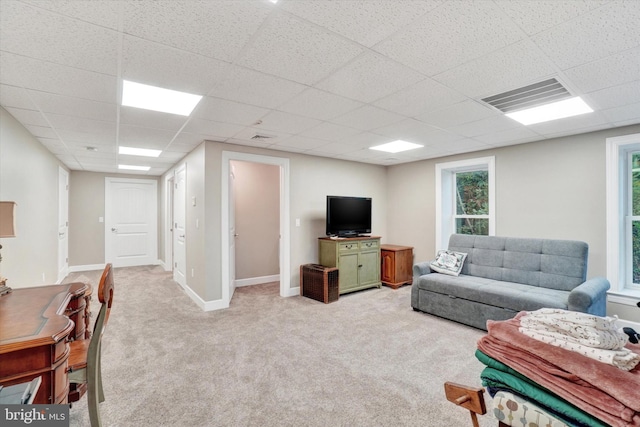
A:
[1,0,639,176]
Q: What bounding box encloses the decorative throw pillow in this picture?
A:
[430,250,467,276]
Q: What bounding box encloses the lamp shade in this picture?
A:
[0,201,17,238]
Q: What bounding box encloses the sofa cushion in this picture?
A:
[416,273,569,313]
[447,234,587,291]
[430,250,467,276]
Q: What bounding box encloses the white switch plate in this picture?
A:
[295,218,300,227]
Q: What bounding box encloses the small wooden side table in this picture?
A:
[380,244,414,289]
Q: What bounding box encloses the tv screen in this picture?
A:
[326,196,372,237]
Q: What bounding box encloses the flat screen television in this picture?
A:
[326,195,372,237]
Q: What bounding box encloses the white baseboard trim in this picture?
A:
[235,274,280,288]
[617,318,640,330]
[69,264,106,273]
[284,286,300,297]
[176,280,229,312]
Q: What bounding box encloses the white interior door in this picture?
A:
[105,178,157,267]
[173,165,187,287]
[57,167,69,282]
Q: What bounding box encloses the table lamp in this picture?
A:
[0,201,17,296]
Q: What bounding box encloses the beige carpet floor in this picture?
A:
[64,265,495,427]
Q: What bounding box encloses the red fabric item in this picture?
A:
[477,312,640,427]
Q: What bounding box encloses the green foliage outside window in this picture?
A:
[455,170,489,235]
[632,154,640,283]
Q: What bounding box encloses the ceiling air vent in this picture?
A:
[481,78,572,113]
[250,133,275,141]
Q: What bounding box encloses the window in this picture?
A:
[606,133,640,303]
[436,157,495,250]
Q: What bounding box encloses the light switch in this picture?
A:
[99,216,104,223]
[192,196,197,206]
[295,218,300,227]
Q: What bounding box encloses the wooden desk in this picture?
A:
[0,283,91,404]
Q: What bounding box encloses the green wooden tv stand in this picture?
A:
[318,236,381,294]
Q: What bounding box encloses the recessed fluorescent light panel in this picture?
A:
[119,146,162,157]
[370,140,423,153]
[118,164,150,171]
[505,96,593,125]
[122,80,202,116]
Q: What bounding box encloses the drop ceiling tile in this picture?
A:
[27,91,116,122]
[5,107,47,127]
[416,100,497,128]
[122,1,271,63]
[272,135,329,151]
[373,78,466,117]
[299,122,362,142]
[0,1,119,75]
[212,65,307,109]
[0,85,37,110]
[118,125,177,150]
[281,0,444,47]
[20,0,122,29]
[602,102,640,125]
[182,118,245,139]
[584,81,640,110]
[0,53,117,103]
[119,107,189,133]
[447,115,522,138]
[441,138,493,156]
[46,113,115,135]
[25,125,59,140]
[372,118,443,143]
[532,1,640,70]
[237,11,364,85]
[256,110,322,135]
[528,111,611,136]
[193,97,269,126]
[224,138,273,150]
[278,88,363,121]
[121,36,228,95]
[56,129,114,146]
[331,105,405,131]
[232,127,293,145]
[316,51,424,103]
[310,142,361,156]
[373,0,525,76]
[494,0,609,36]
[433,39,558,99]
[38,138,68,155]
[563,47,640,93]
[167,132,205,153]
[474,127,543,147]
[54,155,82,170]
[336,132,391,150]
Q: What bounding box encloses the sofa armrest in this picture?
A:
[413,261,433,280]
[568,277,611,316]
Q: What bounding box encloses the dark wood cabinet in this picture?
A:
[381,244,413,289]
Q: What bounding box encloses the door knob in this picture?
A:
[111,227,118,232]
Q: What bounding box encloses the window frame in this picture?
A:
[435,156,495,250]
[606,132,640,305]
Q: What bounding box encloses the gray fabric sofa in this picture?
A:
[411,234,610,330]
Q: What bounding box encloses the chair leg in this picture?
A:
[88,362,102,427]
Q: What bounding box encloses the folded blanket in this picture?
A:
[477,313,640,427]
[520,328,640,370]
[519,308,629,350]
[491,389,577,427]
[480,366,608,427]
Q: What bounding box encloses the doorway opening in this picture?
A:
[221,151,291,307]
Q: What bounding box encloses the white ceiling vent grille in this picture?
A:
[481,78,572,113]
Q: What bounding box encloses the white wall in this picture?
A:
[0,107,65,287]
[387,123,640,322]
[160,140,387,304]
